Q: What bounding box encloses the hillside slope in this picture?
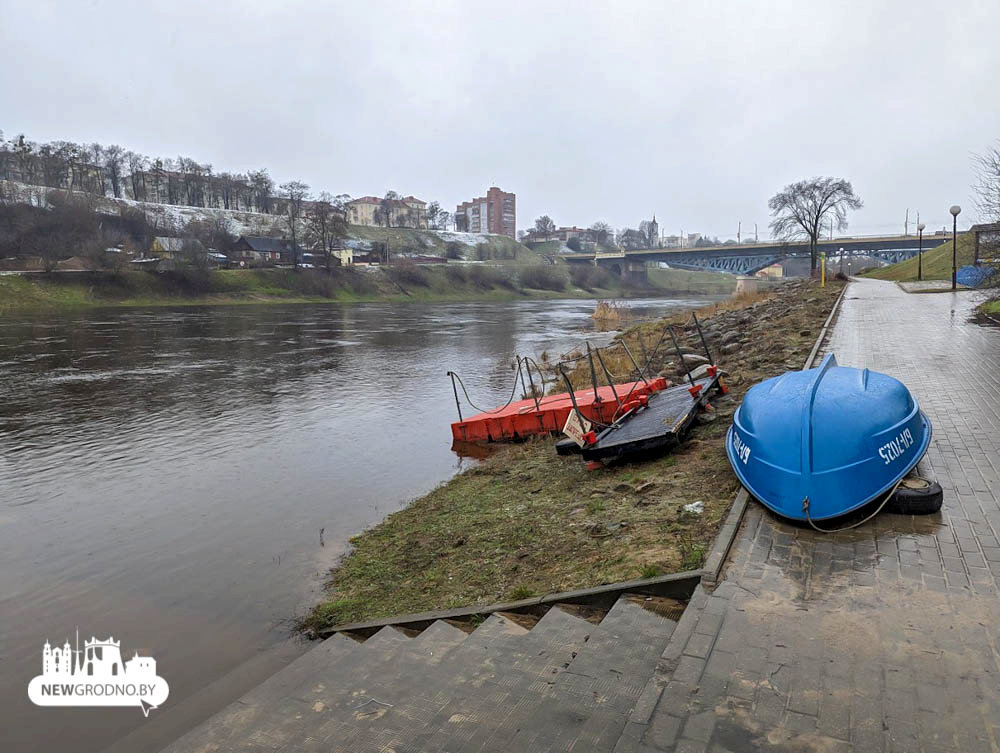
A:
[347,225,537,261]
[0,179,535,260]
[862,235,975,281]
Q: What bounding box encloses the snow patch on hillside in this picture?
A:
[1,180,519,250]
[2,179,282,235]
[436,230,492,246]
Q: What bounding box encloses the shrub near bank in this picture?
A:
[519,264,568,291]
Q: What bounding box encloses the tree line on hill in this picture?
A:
[0,130,452,232]
[0,183,442,273]
[0,129,466,272]
[523,215,662,252]
[0,130,282,213]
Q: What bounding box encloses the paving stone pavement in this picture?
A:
[621,279,1000,753]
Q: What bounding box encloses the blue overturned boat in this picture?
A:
[726,354,931,523]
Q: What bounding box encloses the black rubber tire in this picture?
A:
[555,437,582,456]
[886,476,943,515]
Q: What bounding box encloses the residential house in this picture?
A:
[232,236,301,266]
[151,236,191,258]
[332,247,354,266]
[347,196,428,228]
[553,226,591,242]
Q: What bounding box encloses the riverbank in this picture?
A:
[0,265,736,311]
[303,277,845,632]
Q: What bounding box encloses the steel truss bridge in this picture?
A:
[563,234,961,275]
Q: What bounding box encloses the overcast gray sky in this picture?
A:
[2,0,997,238]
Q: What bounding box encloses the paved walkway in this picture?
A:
[622,279,1000,753]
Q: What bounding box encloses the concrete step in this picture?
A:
[428,612,529,669]
[159,631,360,753]
[360,624,411,652]
[505,604,598,679]
[461,597,680,752]
[552,595,679,714]
[410,619,469,665]
[370,606,600,752]
[568,595,679,683]
[160,597,682,753]
[289,615,538,753]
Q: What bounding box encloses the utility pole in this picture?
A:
[904,208,909,236]
[737,221,741,244]
[754,223,758,243]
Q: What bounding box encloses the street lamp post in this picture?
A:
[949,205,961,291]
[917,222,925,281]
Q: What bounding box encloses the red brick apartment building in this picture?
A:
[455,187,516,238]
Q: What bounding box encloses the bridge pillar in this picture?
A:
[625,261,647,283]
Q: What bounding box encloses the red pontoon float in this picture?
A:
[450,377,669,443]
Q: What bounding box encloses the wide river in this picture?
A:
[0,295,720,753]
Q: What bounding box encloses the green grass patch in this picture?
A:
[507,585,537,600]
[646,267,738,294]
[302,278,845,633]
[300,435,738,634]
[640,563,664,578]
[524,239,563,255]
[862,234,976,281]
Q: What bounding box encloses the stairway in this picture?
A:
[160,595,680,753]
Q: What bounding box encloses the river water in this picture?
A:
[0,295,719,753]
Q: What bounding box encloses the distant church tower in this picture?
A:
[650,214,660,248]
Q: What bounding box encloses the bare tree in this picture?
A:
[280,180,310,268]
[376,191,400,227]
[89,143,107,195]
[973,142,1000,222]
[768,177,863,272]
[148,159,166,203]
[184,216,235,254]
[103,145,125,198]
[639,220,658,248]
[249,169,274,213]
[589,221,612,249]
[533,215,555,237]
[618,228,645,250]
[13,135,35,184]
[425,200,442,229]
[125,151,147,200]
[425,201,451,230]
[306,191,349,271]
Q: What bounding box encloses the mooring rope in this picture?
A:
[448,369,524,415]
[801,478,902,534]
[451,309,708,423]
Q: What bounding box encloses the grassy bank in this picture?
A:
[646,267,738,294]
[861,234,975,281]
[0,265,735,312]
[303,278,844,631]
